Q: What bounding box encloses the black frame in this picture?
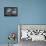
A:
[4,7,18,16]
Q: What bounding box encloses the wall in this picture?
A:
[0,0,46,44]
[0,0,21,44]
[20,0,46,24]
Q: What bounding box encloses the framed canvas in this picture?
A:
[4,7,18,16]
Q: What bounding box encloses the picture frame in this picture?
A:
[4,7,18,16]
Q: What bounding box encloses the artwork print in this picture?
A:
[4,7,18,16]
